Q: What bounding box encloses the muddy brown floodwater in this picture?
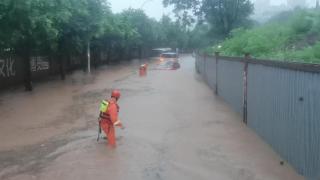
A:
[0,55,303,180]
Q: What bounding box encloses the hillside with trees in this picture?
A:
[211,9,320,63]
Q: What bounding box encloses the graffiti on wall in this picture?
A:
[31,56,49,72]
[0,57,16,78]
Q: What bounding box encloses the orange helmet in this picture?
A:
[111,90,121,99]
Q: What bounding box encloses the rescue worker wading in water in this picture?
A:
[99,90,124,147]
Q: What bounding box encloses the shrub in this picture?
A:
[213,9,320,63]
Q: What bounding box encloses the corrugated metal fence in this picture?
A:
[196,54,320,179]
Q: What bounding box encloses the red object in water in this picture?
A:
[139,64,147,76]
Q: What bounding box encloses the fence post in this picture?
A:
[214,52,220,95]
[203,54,207,79]
[243,53,250,124]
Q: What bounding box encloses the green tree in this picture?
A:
[0,0,62,90]
[55,0,107,75]
[163,0,254,38]
[119,9,157,58]
[0,0,205,91]
[187,24,212,49]
[159,15,188,49]
[96,13,140,62]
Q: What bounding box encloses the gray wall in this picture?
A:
[196,54,320,179]
[204,56,217,89]
[217,59,244,114]
[0,55,55,89]
[196,54,205,77]
[0,48,145,90]
[247,63,320,177]
[0,56,24,89]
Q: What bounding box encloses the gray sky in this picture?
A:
[108,0,317,20]
[255,0,317,6]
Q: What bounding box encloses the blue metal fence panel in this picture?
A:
[217,59,244,114]
[205,56,217,89]
[196,54,320,178]
[196,55,205,75]
[247,63,320,178]
[195,55,199,73]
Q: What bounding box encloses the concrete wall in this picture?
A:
[0,56,24,89]
[0,55,60,89]
[0,47,143,90]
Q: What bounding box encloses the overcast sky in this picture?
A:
[108,0,317,20]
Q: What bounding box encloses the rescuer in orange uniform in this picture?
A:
[99,90,124,147]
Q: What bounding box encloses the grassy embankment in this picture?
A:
[208,9,320,63]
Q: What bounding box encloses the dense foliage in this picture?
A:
[211,9,320,63]
[163,0,254,39]
[0,0,193,90]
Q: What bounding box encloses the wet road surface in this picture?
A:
[0,55,303,180]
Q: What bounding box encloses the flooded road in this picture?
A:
[0,55,302,180]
